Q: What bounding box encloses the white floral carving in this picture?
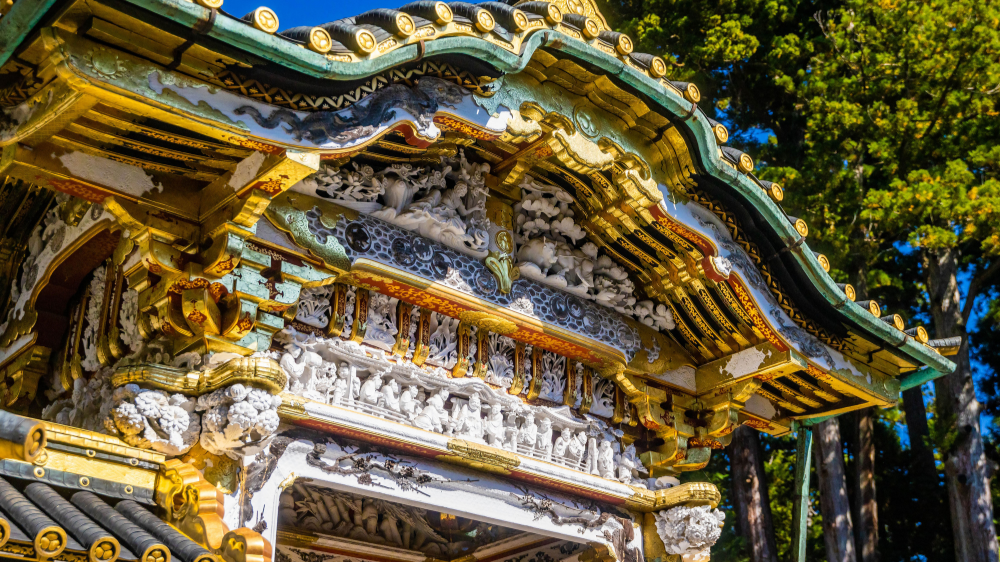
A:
[538,351,566,403]
[80,265,107,372]
[295,285,333,328]
[196,383,282,459]
[654,505,725,557]
[108,383,200,456]
[119,288,143,353]
[485,333,515,389]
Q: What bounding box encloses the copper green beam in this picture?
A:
[791,424,814,562]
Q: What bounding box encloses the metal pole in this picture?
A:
[791,424,814,562]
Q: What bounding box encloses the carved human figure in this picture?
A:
[280,345,322,394]
[359,371,384,406]
[330,362,352,405]
[536,418,553,461]
[483,404,505,447]
[617,444,641,484]
[453,393,485,441]
[413,389,449,433]
[597,440,616,479]
[553,427,573,461]
[519,412,538,453]
[399,386,421,420]
[504,410,520,452]
[566,431,588,466]
[380,379,401,412]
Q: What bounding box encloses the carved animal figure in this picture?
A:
[234,77,465,145]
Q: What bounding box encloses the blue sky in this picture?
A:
[223,0,396,29]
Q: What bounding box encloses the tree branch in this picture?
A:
[962,259,1000,325]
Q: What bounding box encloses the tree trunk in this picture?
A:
[853,408,878,562]
[729,426,778,562]
[813,418,857,562]
[901,385,939,487]
[924,248,999,562]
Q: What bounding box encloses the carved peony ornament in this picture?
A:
[653,505,725,557]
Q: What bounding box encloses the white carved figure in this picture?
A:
[597,440,616,479]
[553,427,572,461]
[566,431,588,465]
[281,345,323,395]
[399,385,421,420]
[196,383,281,459]
[380,378,402,412]
[617,444,646,485]
[413,388,449,433]
[483,403,505,447]
[503,410,521,452]
[536,418,554,461]
[43,368,115,433]
[452,393,485,441]
[336,152,490,256]
[359,371,384,406]
[654,505,725,557]
[330,362,355,405]
[108,383,200,456]
[518,411,538,452]
[274,319,635,481]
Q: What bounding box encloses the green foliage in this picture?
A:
[602,0,1000,556]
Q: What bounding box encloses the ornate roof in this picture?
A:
[0,0,955,473]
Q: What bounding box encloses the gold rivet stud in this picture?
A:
[791,218,809,237]
[474,10,495,32]
[79,476,90,487]
[768,182,784,202]
[194,0,223,10]
[250,7,279,33]
[648,56,667,78]
[615,34,633,55]
[354,29,377,54]
[433,2,453,24]
[124,485,134,494]
[511,9,529,31]
[682,83,700,103]
[816,254,830,272]
[307,28,331,53]
[544,5,562,24]
[34,467,44,478]
[839,283,856,301]
[712,123,729,144]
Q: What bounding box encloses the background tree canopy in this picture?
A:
[598,0,1000,559]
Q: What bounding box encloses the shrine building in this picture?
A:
[0,0,956,560]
